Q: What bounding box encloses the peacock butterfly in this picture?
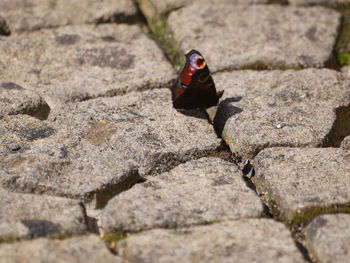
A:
[172,49,223,109]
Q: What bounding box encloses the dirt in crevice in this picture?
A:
[145,142,237,177]
[86,143,235,210]
[93,170,144,209]
[293,235,316,263]
[133,0,184,69]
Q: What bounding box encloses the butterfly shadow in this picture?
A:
[175,108,209,120]
[213,96,243,138]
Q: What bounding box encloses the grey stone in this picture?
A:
[0,0,138,33]
[0,115,56,159]
[0,89,220,208]
[254,147,350,221]
[290,0,350,5]
[0,82,50,119]
[341,65,350,78]
[0,235,120,263]
[304,214,350,263]
[117,219,306,263]
[136,0,269,21]
[212,69,350,159]
[0,188,87,240]
[101,157,263,232]
[341,135,350,150]
[167,3,340,72]
[0,24,176,107]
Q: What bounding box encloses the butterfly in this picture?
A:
[172,49,223,109]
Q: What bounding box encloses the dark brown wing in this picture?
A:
[172,50,223,109]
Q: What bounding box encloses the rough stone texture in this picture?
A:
[136,0,269,21]
[0,235,120,263]
[211,69,350,159]
[0,89,220,208]
[0,82,50,119]
[168,3,340,72]
[0,114,57,159]
[0,0,138,33]
[290,0,350,5]
[341,65,350,78]
[0,188,87,240]
[117,219,306,263]
[254,147,350,221]
[304,214,350,263]
[101,158,263,232]
[0,24,176,107]
[341,135,350,150]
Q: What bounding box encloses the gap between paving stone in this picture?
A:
[114,218,307,263]
[134,4,345,262]
[0,89,223,209]
[248,150,350,263]
[303,213,350,263]
[204,68,350,262]
[167,3,341,73]
[0,0,143,35]
[211,69,350,160]
[288,1,350,68]
[0,24,177,107]
[95,142,235,209]
[138,0,338,75]
[100,157,265,235]
[238,161,317,263]
[251,146,350,261]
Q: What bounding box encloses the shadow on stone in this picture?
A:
[323,103,350,147]
[86,216,99,234]
[94,169,143,209]
[175,108,208,120]
[21,220,61,238]
[213,96,243,137]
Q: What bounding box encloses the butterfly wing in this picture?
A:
[172,50,223,109]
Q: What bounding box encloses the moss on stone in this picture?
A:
[0,237,19,244]
[205,220,220,225]
[147,18,184,67]
[287,203,350,231]
[338,52,349,66]
[103,232,128,243]
[334,5,350,66]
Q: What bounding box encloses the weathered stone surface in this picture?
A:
[212,69,350,159]
[101,158,263,232]
[254,147,350,221]
[341,135,350,150]
[0,115,56,159]
[0,0,138,33]
[0,82,50,119]
[304,214,350,263]
[117,219,306,263]
[0,188,86,240]
[168,3,340,72]
[341,65,350,78]
[0,24,176,107]
[136,0,268,21]
[0,89,220,208]
[290,0,350,5]
[0,235,120,263]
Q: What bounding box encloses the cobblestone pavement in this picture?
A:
[1,0,350,262]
